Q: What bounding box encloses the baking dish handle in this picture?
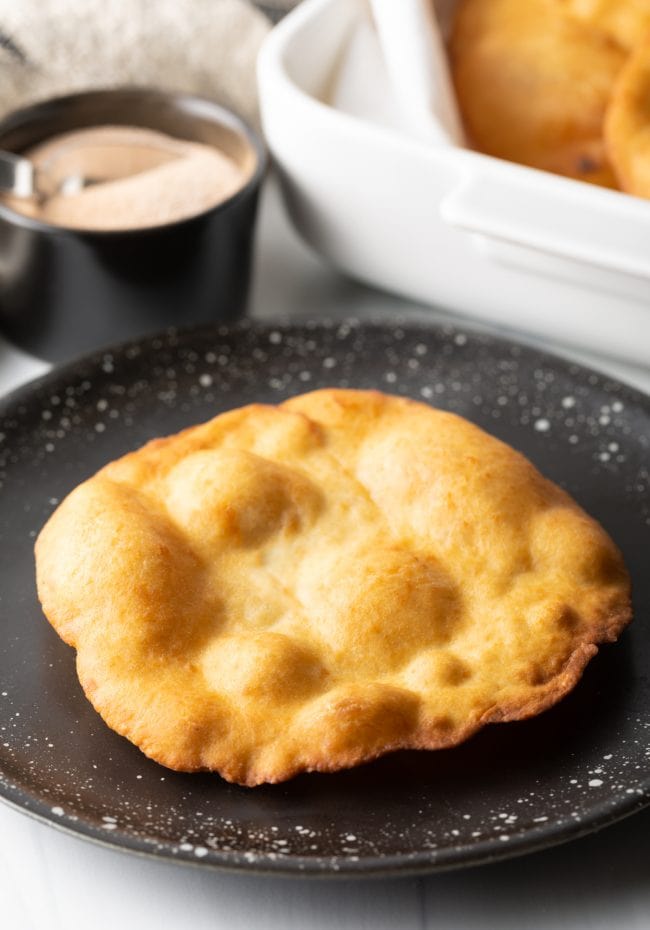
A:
[440,167,650,283]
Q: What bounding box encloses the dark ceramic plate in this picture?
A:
[0,320,648,877]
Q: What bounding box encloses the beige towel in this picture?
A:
[0,0,278,124]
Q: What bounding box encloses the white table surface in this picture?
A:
[1,178,649,930]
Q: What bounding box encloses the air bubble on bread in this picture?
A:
[402,650,473,692]
[354,425,546,593]
[165,448,322,548]
[200,632,329,703]
[301,546,460,675]
[296,683,421,759]
[532,506,627,584]
[36,477,208,650]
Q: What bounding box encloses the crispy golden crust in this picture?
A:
[605,35,650,197]
[35,390,631,786]
[450,0,624,187]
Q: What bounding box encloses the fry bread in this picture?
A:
[36,390,631,785]
[451,0,624,186]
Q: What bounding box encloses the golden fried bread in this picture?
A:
[559,0,650,51]
[450,0,625,187]
[605,35,650,197]
[35,389,631,786]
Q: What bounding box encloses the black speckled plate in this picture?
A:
[0,319,648,877]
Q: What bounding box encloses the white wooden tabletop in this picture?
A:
[1,178,649,930]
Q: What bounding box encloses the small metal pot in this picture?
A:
[0,88,266,362]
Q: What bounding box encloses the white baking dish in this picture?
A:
[258,0,650,366]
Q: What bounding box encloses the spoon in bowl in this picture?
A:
[0,148,105,199]
[0,128,183,202]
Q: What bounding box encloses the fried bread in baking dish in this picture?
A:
[605,35,650,199]
[35,390,631,786]
[450,0,625,187]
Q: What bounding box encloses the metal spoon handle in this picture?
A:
[0,151,35,198]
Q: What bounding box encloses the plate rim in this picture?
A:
[0,772,649,878]
[2,316,649,416]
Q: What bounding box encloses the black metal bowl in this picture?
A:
[0,88,266,362]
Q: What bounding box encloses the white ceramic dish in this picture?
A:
[258,0,650,366]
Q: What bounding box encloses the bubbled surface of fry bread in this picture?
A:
[35,390,631,786]
[450,0,625,186]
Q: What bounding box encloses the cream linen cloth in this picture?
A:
[0,0,298,124]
